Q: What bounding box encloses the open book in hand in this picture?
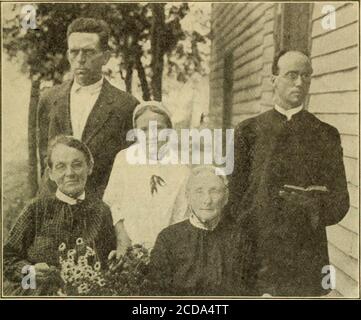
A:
[283,184,329,193]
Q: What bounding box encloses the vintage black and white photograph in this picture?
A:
[1,1,359,298]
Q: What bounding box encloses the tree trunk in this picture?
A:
[135,48,151,101]
[28,77,40,198]
[123,34,134,93]
[150,3,165,101]
[125,60,134,93]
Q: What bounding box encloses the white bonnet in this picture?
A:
[132,100,173,128]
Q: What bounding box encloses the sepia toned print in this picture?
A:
[1,1,359,299]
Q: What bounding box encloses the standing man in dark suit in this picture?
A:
[227,50,349,296]
[38,18,139,198]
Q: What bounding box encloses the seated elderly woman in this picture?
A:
[3,135,115,296]
[147,166,257,296]
[104,101,189,260]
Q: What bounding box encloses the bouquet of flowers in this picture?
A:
[57,238,151,296]
[57,238,105,296]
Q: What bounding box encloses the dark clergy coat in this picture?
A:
[226,109,350,296]
[147,218,257,296]
[37,79,139,198]
[3,196,116,296]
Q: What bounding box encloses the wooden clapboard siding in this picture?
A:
[232,99,262,116]
[210,2,359,297]
[312,22,358,57]
[209,3,276,128]
[328,242,359,282]
[312,2,349,21]
[329,264,359,297]
[327,224,358,260]
[339,206,359,235]
[344,159,359,185]
[309,68,358,93]
[348,183,359,209]
[310,2,359,297]
[312,3,357,37]
[344,158,358,186]
[311,46,358,77]
[308,91,358,114]
[315,114,358,135]
[340,135,358,159]
[233,86,262,105]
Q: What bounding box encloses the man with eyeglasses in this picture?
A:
[227,50,349,296]
[38,18,139,199]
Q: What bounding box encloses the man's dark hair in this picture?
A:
[67,18,110,51]
[272,49,310,75]
[47,135,94,169]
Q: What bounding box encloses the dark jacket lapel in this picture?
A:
[53,81,73,135]
[81,79,115,144]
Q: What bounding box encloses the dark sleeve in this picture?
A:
[318,127,350,226]
[118,95,139,151]
[97,205,117,268]
[226,122,252,220]
[238,222,260,296]
[48,112,61,142]
[4,202,37,282]
[147,231,173,295]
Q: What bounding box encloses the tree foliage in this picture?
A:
[3,2,210,98]
[2,2,210,196]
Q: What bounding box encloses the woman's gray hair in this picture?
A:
[185,165,228,194]
[47,135,94,169]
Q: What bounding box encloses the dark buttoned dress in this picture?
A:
[3,196,116,296]
[147,218,257,296]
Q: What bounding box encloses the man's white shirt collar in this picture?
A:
[72,77,104,94]
[275,104,303,121]
[70,77,104,139]
[56,189,85,205]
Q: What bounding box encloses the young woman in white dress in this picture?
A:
[103,101,190,261]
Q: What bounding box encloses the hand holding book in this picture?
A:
[279,185,328,230]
